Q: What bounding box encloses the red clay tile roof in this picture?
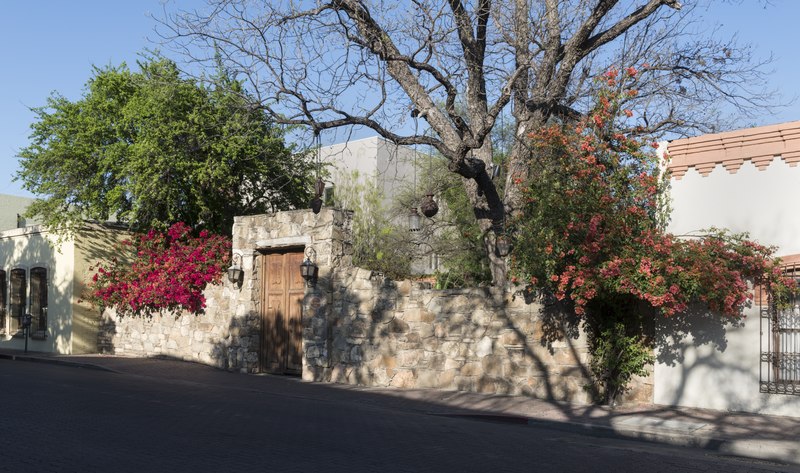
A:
[666,120,800,179]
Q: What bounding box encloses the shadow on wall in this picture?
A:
[300,270,608,410]
[661,343,798,414]
[99,279,263,373]
[206,298,300,375]
[305,270,800,419]
[75,226,132,354]
[654,304,737,409]
[654,305,736,367]
[654,302,800,416]
[207,313,260,372]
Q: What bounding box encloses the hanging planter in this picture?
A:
[310,197,323,214]
[420,193,438,218]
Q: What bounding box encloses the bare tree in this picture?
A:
[159,0,774,285]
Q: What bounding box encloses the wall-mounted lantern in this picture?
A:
[227,253,244,285]
[300,247,319,287]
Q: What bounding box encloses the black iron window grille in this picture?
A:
[760,263,800,396]
[0,270,5,333]
[29,267,48,340]
[9,268,26,337]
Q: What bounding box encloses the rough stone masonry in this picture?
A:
[100,208,652,405]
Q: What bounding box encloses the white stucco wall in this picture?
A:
[0,226,75,354]
[654,304,800,416]
[375,138,418,201]
[321,136,417,206]
[668,158,800,255]
[657,154,800,416]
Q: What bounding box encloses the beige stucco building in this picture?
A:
[0,223,126,354]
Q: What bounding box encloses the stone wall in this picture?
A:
[99,208,653,405]
[98,282,261,371]
[303,268,652,404]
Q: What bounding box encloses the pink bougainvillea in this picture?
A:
[86,223,231,316]
[511,66,796,403]
[512,66,795,319]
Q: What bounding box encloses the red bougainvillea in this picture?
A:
[87,223,231,316]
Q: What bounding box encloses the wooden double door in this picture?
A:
[260,250,305,374]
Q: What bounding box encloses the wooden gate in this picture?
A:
[260,250,305,374]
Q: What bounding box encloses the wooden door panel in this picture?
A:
[260,250,305,374]
[286,295,304,372]
[286,252,306,291]
[285,252,305,372]
[269,256,285,290]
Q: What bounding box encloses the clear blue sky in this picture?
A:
[1,1,798,197]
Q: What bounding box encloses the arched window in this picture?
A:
[9,268,26,335]
[30,267,47,339]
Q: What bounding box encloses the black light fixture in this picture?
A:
[310,196,323,214]
[300,247,319,287]
[495,234,512,257]
[408,207,422,232]
[420,193,438,218]
[227,253,244,285]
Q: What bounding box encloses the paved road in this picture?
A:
[1,360,797,473]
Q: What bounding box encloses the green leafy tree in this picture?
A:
[512,67,795,403]
[17,57,314,236]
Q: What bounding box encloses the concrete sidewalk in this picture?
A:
[2,349,799,467]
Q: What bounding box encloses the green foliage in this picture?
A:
[333,171,415,280]
[419,156,492,288]
[17,56,314,236]
[587,317,654,405]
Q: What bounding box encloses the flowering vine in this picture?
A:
[86,223,231,317]
[511,66,795,403]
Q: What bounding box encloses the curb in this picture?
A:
[0,352,119,373]
[524,417,800,467]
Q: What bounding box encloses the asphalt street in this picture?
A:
[1,360,797,473]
